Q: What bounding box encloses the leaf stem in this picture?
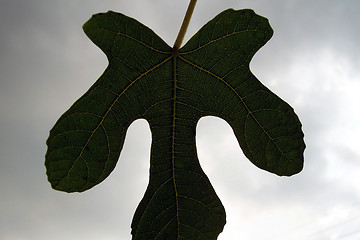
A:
[173,0,197,51]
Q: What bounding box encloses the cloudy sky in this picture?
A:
[1,0,360,239]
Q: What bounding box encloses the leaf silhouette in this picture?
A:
[45,9,305,239]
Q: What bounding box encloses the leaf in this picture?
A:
[45,9,305,239]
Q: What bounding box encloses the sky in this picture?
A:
[1,0,360,239]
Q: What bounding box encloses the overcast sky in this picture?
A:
[1,0,360,239]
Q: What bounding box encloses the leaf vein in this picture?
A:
[179,55,289,162]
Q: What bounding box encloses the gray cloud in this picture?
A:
[1,0,359,239]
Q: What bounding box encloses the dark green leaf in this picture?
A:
[45,9,305,239]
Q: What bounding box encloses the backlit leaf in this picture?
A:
[45,9,305,239]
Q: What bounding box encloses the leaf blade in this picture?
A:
[179,8,305,175]
[45,8,305,239]
[45,11,172,192]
